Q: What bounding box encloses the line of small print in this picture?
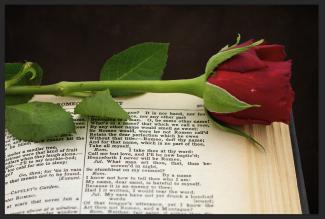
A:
[64,107,205,111]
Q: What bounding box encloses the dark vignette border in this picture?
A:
[1,0,323,218]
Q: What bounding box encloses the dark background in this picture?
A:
[5,5,318,213]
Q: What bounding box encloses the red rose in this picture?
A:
[207,40,294,125]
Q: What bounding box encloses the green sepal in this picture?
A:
[203,82,260,113]
[235,33,241,45]
[5,102,76,142]
[74,89,130,120]
[205,109,264,151]
[204,38,264,79]
[219,44,229,52]
[218,33,241,52]
[100,42,169,96]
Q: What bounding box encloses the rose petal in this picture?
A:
[255,44,287,61]
[218,50,266,72]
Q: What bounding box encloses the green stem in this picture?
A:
[65,91,95,98]
[5,75,206,98]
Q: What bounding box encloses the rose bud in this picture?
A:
[206,40,294,126]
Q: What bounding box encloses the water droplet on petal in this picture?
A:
[250,88,256,93]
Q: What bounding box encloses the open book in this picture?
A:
[5,93,304,214]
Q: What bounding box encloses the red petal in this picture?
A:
[218,50,266,72]
[255,44,287,61]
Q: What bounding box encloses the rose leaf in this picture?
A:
[74,89,130,120]
[100,42,169,96]
[5,102,76,141]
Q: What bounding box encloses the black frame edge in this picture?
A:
[289,113,310,214]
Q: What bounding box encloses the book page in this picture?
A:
[5,93,301,214]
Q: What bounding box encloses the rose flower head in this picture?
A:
[204,38,294,126]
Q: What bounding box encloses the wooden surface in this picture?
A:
[245,123,302,213]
